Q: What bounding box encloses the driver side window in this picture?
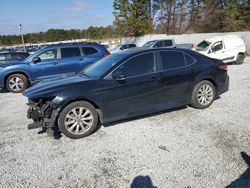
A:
[37,49,57,61]
[115,52,155,78]
[211,41,223,52]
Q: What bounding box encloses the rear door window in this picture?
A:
[159,51,186,70]
[115,52,155,78]
[164,40,173,47]
[61,47,81,58]
[82,47,98,55]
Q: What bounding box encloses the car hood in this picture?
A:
[23,73,90,98]
[0,60,22,67]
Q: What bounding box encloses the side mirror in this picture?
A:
[32,57,41,64]
[112,71,126,81]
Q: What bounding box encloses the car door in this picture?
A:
[156,50,196,107]
[30,48,61,80]
[207,41,228,60]
[97,52,161,121]
[58,47,84,74]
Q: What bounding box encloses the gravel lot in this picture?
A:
[0,57,250,188]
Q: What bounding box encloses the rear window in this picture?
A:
[61,47,81,58]
[83,47,98,55]
[159,51,186,70]
[184,53,196,65]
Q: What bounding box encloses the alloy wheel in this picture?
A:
[64,107,94,135]
[197,84,214,106]
[8,76,24,92]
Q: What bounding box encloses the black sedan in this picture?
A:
[23,48,229,139]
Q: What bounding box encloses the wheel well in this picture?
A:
[60,98,103,123]
[202,78,218,93]
[238,52,245,55]
[4,72,30,87]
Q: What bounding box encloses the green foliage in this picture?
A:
[1,0,249,46]
[113,0,152,36]
[0,25,118,46]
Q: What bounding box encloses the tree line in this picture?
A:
[0,26,119,46]
[114,0,250,36]
[1,0,249,45]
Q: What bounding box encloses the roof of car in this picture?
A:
[44,42,104,49]
[116,47,193,56]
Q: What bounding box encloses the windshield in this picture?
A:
[142,41,156,48]
[24,47,45,62]
[83,53,126,78]
[196,40,211,51]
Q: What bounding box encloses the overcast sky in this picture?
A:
[0,0,114,35]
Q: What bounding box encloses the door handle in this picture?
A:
[53,62,58,65]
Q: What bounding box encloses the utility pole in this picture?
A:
[18,24,26,51]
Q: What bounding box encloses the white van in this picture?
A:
[196,35,246,64]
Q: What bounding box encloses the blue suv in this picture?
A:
[0,43,110,93]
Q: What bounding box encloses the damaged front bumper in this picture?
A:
[27,99,60,130]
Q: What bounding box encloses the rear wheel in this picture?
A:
[236,53,245,64]
[6,74,29,93]
[191,80,215,109]
[58,101,98,139]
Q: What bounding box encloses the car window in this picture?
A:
[154,41,164,47]
[159,51,186,70]
[196,40,210,51]
[184,53,196,65]
[82,47,98,55]
[129,44,136,48]
[211,41,223,52]
[164,40,173,47]
[37,49,57,61]
[0,54,7,61]
[142,41,156,48]
[115,52,155,78]
[61,47,81,58]
[18,53,29,59]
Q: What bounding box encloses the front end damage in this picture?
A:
[27,99,59,130]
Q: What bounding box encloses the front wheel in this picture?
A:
[58,101,98,139]
[6,74,29,93]
[191,80,216,109]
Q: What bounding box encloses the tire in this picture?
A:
[236,53,245,65]
[6,74,29,93]
[58,101,98,139]
[191,80,216,109]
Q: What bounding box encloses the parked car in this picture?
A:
[176,43,195,50]
[196,35,246,64]
[110,43,137,53]
[142,39,176,48]
[24,48,229,139]
[0,52,30,64]
[0,43,110,93]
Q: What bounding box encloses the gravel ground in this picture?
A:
[0,57,250,188]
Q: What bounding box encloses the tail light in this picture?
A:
[102,51,110,57]
[219,63,228,70]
